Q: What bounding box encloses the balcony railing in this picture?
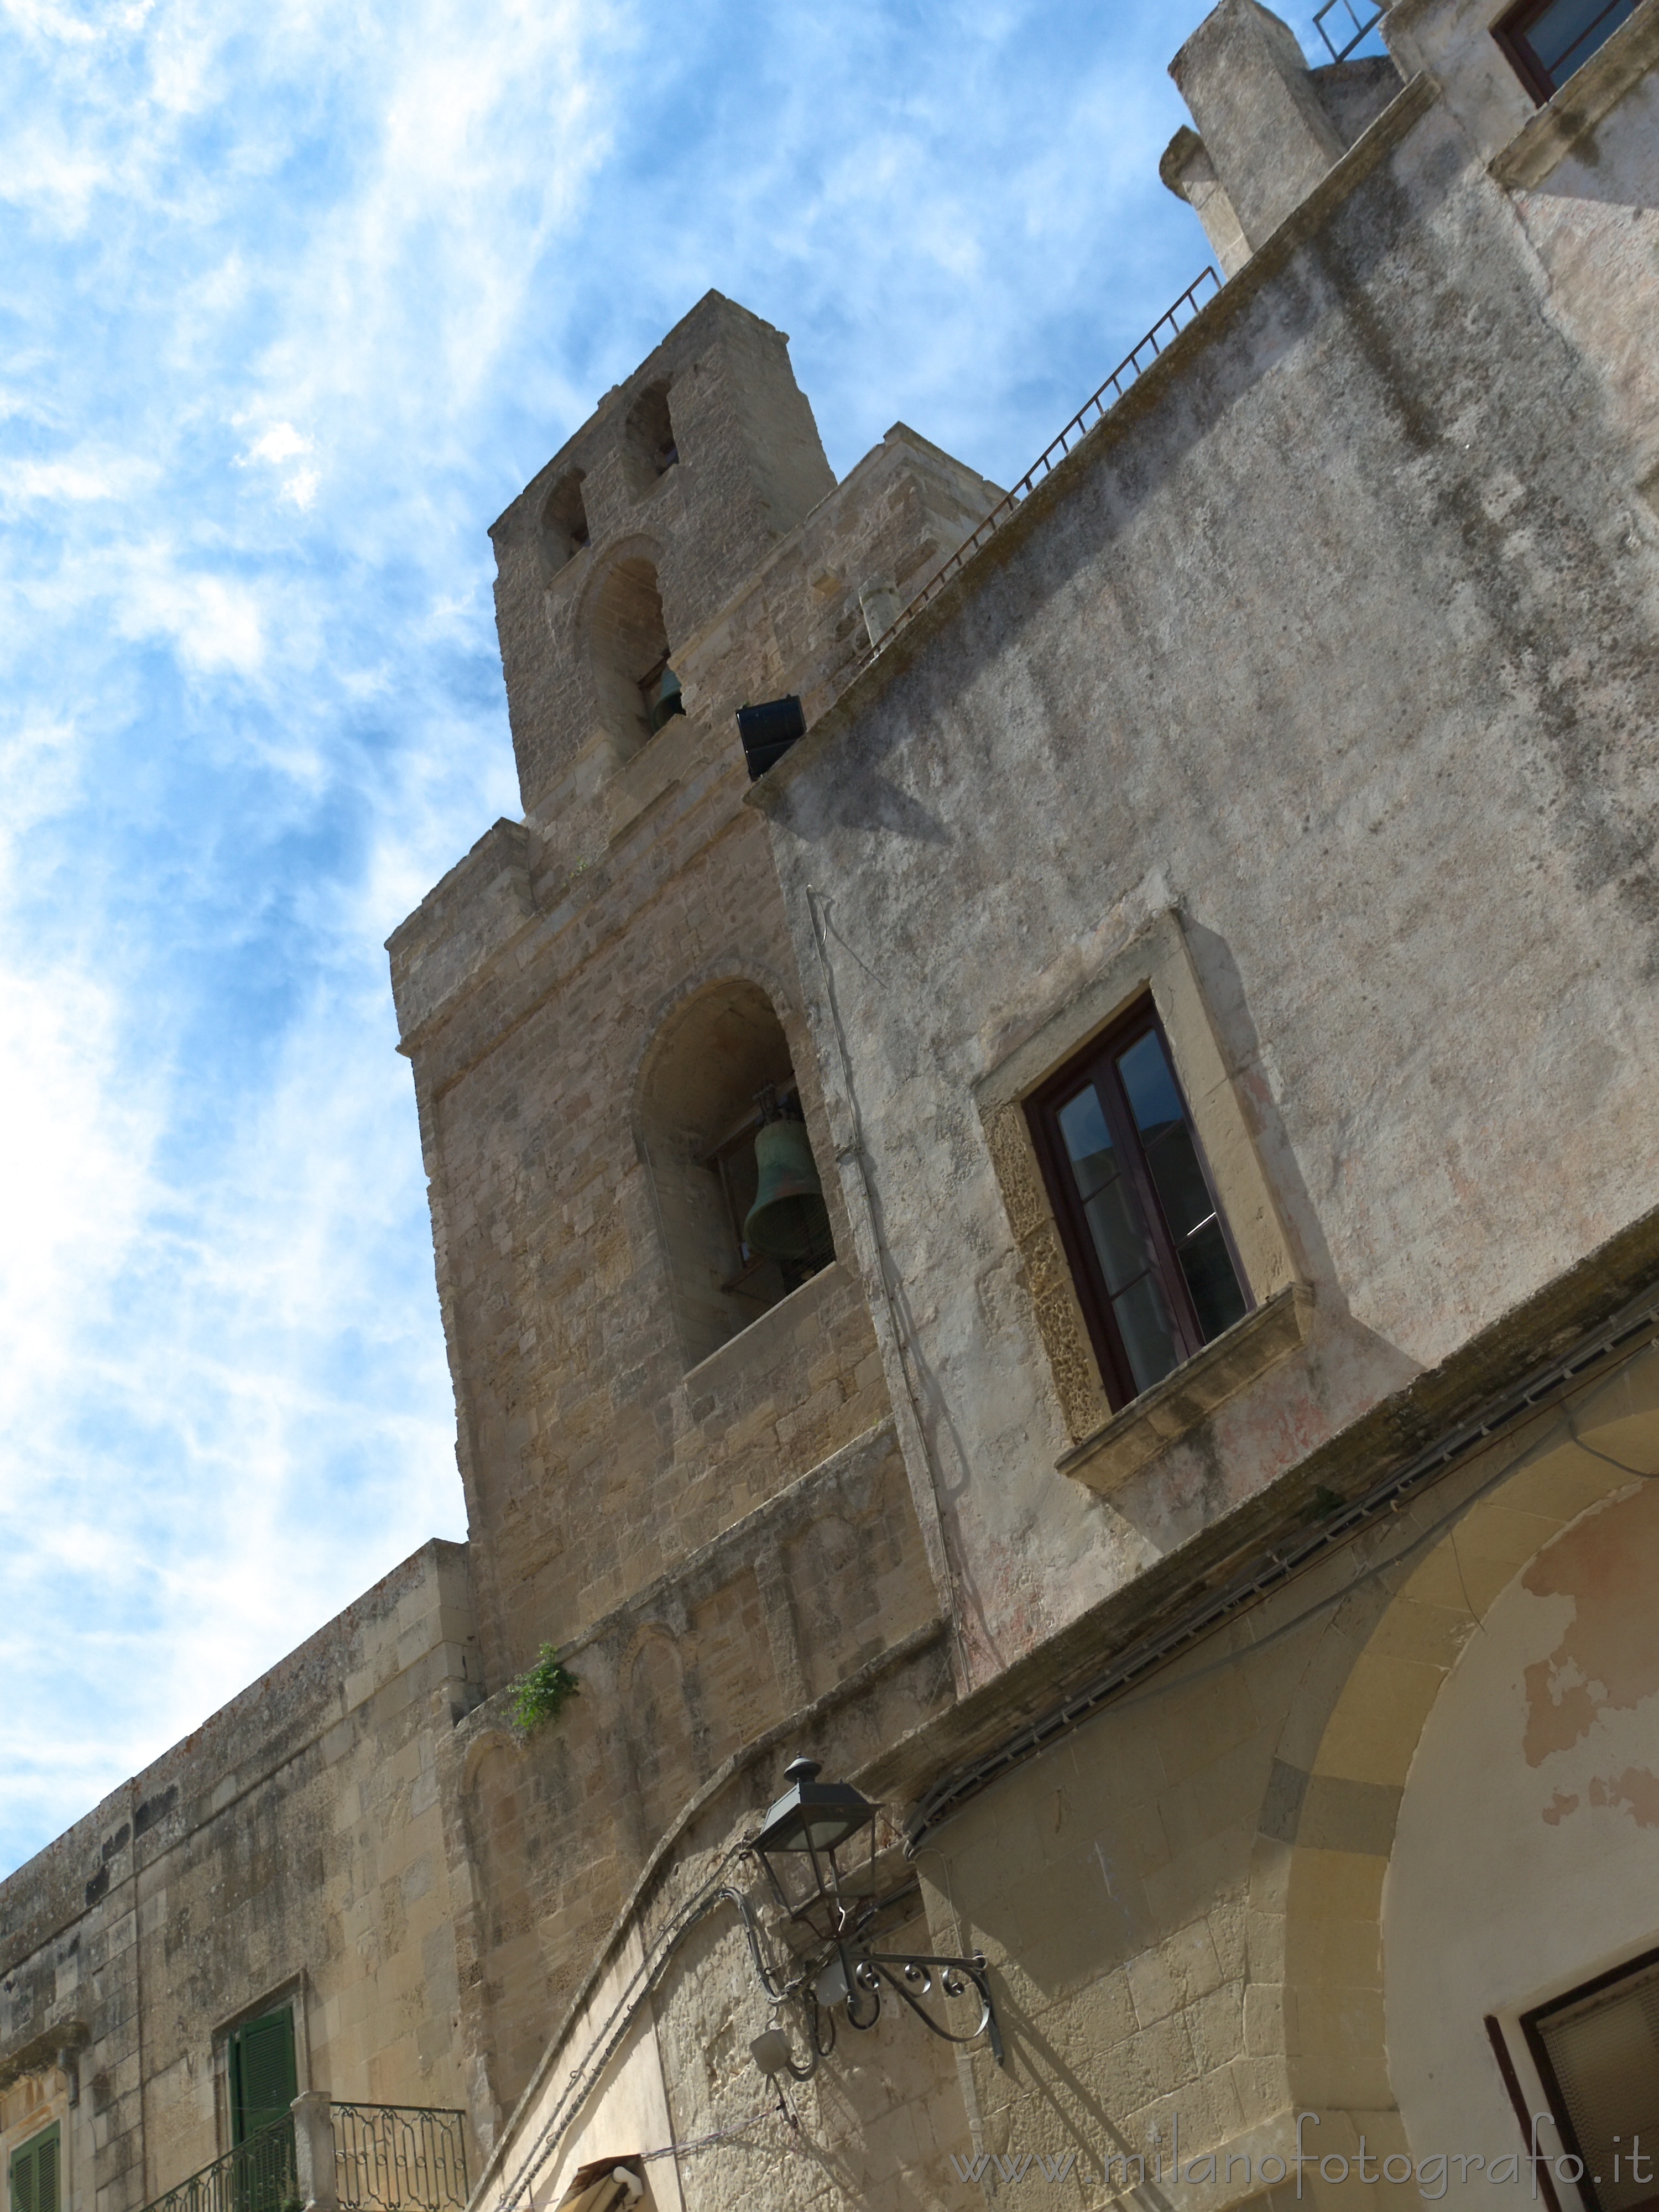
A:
[135,2099,467,2212]
[136,2117,298,2212]
[333,2104,468,2212]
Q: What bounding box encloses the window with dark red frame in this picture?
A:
[1026,1002,1251,1412]
[1493,0,1638,103]
[1517,1945,1659,2212]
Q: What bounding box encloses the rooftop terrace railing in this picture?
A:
[1314,0,1388,61]
[135,2099,468,2212]
[864,265,1220,664]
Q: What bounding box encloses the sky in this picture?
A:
[0,0,1359,1874]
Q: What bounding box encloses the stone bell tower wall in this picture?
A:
[489,291,837,824]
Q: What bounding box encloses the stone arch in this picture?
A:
[583,546,680,764]
[635,972,837,1369]
[460,1721,524,1795]
[539,470,590,576]
[1247,1341,1659,2195]
[621,380,678,497]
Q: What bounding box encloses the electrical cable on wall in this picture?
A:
[804,883,976,1693]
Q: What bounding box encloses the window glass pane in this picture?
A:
[1522,0,1635,82]
[1115,1030,1184,1142]
[1118,1030,1217,1235]
[1536,1961,1659,2212]
[1181,1218,1250,1340]
[1141,1122,1216,1244]
[1058,1084,1162,1297]
[1083,1178,1157,1297]
[1057,1086,1117,1200]
[1116,1027,1250,1344]
[1112,1274,1181,1396]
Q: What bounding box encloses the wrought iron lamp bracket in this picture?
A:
[845,1950,1005,2067]
[742,1760,1005,2071]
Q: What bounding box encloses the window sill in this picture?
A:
[1489,0,1659,188]
[1056,1281,1314,1496]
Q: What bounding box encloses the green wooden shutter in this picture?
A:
[34,2133,58,2212]
[9,2126,60,2212]
[228,2010,298,2143]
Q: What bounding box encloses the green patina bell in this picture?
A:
[648,666,685,732]
[744,1118,832,1263]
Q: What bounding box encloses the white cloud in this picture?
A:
[0,0,1228,1870]
[114,557,269,672]
[0,451,158,504]
[246,420,310,465]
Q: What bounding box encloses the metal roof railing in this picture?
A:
[1314,0,1388,61]
[866,265,1222,663]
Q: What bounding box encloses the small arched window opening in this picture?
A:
[622,382,679,496]
[640,980,836,1369]
[540,471,589,575]
[589,555,685,758]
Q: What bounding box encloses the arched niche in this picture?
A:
[587,552,682,762]
[622,380,678,497]
[1246,1340,1659,2207]
[539,471,590,576]
[1385,1478,1659,2205]
[638,976,836,1369]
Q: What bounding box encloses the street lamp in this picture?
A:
[744,1757,1004,2076]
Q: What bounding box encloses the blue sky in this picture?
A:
[0,0,1348,1874]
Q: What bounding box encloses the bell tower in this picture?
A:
[488,290,837,836]
[390,292,1000,1688]
[388,289,1000,2126]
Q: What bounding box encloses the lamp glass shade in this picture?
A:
[754,1759,877,1860]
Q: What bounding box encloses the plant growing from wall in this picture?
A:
[508,1644,580,1731]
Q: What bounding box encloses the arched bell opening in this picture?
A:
[638,978,836,1369]
[539,470,590,576]
[622,380,679,498]
[588,554,685,761]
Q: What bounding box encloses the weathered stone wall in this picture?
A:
[752,55,1659,1685]
[463,1344,1659,2212]
[0,1542,482,2212]
[490,291,839,822]
[437,1423,947,2137]
[390,392,1001,1703]
[15,12,1659,2212]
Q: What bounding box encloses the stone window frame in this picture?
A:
[211,1976,311,2157]
[620,380,680,500]
[1024,995,1255,1411]
[1490,0,1637,102]
[974,907,1311,1494]
[1485,0,1659,186]
[578,539,680,768]
[538,471,591,580]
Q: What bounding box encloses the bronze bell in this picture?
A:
[648,666,685,733]
[744,1117,832,1264]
